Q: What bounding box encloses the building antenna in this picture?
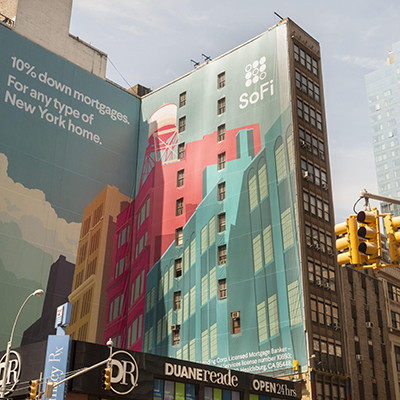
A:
[274,11,284,20]
[190,59,200,68]
[202,53,212,62]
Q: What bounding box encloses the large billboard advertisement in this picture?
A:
[110,22,307,375]
[0,24,140,349]
[1,19,307,377]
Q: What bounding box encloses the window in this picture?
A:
[218,244,227,265]
[218,213,226,233]
[217,72,225,88]
[218,124,225,142]
[218,279,227,299]
[177,169,184,187]
[176,198,183,216]
[231,311,240,334]
[175,227,183,246]
[179,92,186,107]
[174,258,182,278]
[179,116,186,133]
[217,98,226,115]
[173,291,181,310]
[172,325,180,345]
[218,182,226,200]
[178,143,185,159]
[218,152,226,170]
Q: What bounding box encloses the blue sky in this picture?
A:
[69,0,400,222]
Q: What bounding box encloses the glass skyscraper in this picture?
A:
[366,42,400,214]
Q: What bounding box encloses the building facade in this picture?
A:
[365,42,400,215]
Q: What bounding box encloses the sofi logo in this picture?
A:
[239,56,274,109]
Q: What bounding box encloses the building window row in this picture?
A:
[117,224,130,248]
[176,197,184,216]
[297,98,322,130]
[127,314,143,347]
[218,152,226,170]
[89,229,101,255]
[388,282,400,302]
[295,69,320,103]
[86,257,97,279]
[217,72,226,88]
[179,92,186,108]
[177,169,184,187]
[92,203,104,227]
[303,190,330,222]
[115,255,128,278]
[312,335,342,358]
[179,116,186,133]
[80,288,93,318]
[301,158,328,189]
[307,259,336,291]
[178,142,185,159]
[299,126,325,159]
[74,269,84,289]
[77,242,88,265]
[391,311,400,330]
[218,181,226,200]
[218,123,226,142]
[137,198,150,231]
[293,43,319,76]
[109,293,124,322]
[130,269,145,306]
[81,216,91,238]
[217,97,226,115]
[305,223,333,256]
[310,295,339,328]
[248,163,269,211]
[135,232,148,258]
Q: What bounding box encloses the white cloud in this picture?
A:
[334,54,386,70]
[0,153,80,263]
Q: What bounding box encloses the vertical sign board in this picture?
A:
[42,336,71,400]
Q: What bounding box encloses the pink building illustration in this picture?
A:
[104,104,261,350]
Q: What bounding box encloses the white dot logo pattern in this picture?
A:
[245,56,267,87]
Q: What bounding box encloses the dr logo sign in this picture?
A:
[239,56,274,109]
[108,350,139,395]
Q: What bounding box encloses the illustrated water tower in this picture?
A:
[140,103,179,187]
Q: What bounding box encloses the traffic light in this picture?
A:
[293,359,299,372]
[335,215,362,265]
[29,380,38,400]
[102,367,111,390]
[384,214,400,264]
[357,209,380,260]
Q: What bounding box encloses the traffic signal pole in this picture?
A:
[359,189,400,207]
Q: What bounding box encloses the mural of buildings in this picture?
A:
[21,255,75,345]
[66,185,130,343]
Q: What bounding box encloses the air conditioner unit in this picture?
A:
[232,311,240,319]
[356,354,363,362]
[333,322,340,331]
[302,171,310,180]
[322,183,328,190]
[300,140,307,148]
[314,244,320,251]
[324,282,331,289]
[366,322,374,328]
[316,279,323,287]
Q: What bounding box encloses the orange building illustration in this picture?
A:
[66,185,131,343]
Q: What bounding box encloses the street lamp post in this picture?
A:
[0,289,44,399]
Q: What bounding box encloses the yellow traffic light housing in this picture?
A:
[384,214,400,264]
[335,215,362,265]
[293,359,299,372]
[102,367,111,390]
[357,209,380,260]
[29,380,38,400]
